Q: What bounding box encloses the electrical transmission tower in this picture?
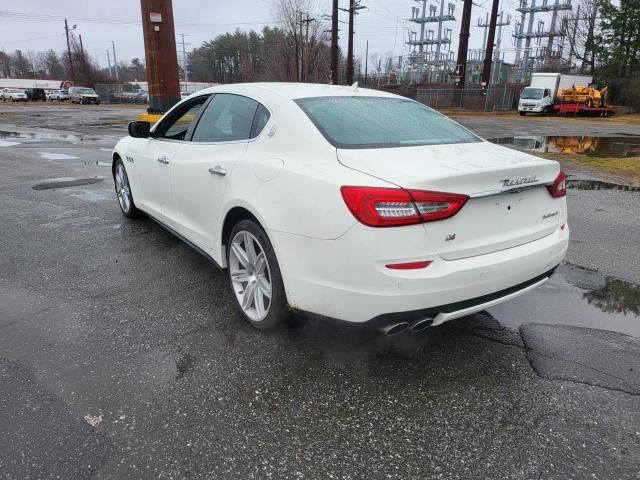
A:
[406,0,456,83]
[512,0,572,82]
[478,11,511,56]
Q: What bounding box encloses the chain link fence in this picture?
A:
[416,85,524,111]
[94,84,148,104]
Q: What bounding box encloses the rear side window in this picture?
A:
[192,94,259,143]
[251,104,271,138]
[296,96,479,149]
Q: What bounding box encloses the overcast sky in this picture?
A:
[0,0,560,70]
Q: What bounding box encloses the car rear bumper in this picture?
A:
[271,223,569,325]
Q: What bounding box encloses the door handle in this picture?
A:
[157,156,169,164]
[208,165,227,176]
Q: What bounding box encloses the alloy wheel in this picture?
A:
[114,163,131,213]
[229,230,272,322]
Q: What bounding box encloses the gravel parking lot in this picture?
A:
[1,103,639,479]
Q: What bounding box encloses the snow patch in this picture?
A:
[0,140,20,147]
[38,152,79,160]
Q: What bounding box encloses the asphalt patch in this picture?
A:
[520,323,640,394]
[0,357,114,478]
[32,178,104,190]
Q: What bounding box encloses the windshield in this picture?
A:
[296,96,479,149]
[9,89,24,93]
[521,88,544,100]
[78,88,96,94]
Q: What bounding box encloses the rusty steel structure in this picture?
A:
[140,0,181,113]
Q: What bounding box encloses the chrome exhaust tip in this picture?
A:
[411,317,434,332]
[383,322,410,336]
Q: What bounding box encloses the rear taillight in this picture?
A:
[547,171,567,198]
[340,186,468,227]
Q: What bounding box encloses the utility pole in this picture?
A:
[454,0,473,87]
[341,0,365,85]
[106,49,112,78]
[112,41,118,81]
[330,0,338,84]
[177,33,190,85]
[364,39,368,84]
[299,14,315,82]
[64,19,75,83]
[346,0,355,84]
[478,12,489,51]
[140,0,181,113]
[481,0,500,87]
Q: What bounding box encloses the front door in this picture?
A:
[136,96,209,224]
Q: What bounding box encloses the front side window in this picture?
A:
[191,94,258,143]
[296,96,479,149]
[157,96,209,141]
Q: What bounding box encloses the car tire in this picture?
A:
[113,159,139,218]
[519,111,525,116]
[226,219,288,331]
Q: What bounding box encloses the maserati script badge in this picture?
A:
[499,175,537,188]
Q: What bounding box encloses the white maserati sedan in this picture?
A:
[112,83,568,334]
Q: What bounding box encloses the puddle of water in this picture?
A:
[488,135,640,158]
[488,263,640,337]
[39,152,79,160]
[0,130,99,143]
[567,179,640,192]
[33,178,104,190]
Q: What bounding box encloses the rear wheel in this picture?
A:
[113,159,138,218]
[227,220,288,331]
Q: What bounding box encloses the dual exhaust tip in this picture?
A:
[383,317,433,336]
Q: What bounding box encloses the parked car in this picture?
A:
[1,88,28,102]
[69,86,100,104]
[25,88,47,102]
[112,83,569,333]
[58,90,69,101]
[46,90,61,101]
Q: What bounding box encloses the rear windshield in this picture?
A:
[295,96,479,149]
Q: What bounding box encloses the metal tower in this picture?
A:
[512,0,572,81]
[406,0,456,83]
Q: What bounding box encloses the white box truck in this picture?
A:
[518,73,593,115]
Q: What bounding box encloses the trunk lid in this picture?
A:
[338,141,562,260]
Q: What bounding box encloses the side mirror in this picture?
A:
[128,121,151,138]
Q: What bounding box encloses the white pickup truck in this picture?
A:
[518,73,593,115]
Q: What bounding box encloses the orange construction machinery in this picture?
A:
[558,86,609,108]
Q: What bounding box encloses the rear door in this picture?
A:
[169,93,266,249]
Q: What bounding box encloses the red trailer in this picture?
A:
[554,103,617,117]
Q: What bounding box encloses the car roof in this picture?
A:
[197,82,399,101]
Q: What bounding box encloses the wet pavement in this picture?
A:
[1,103,639,479]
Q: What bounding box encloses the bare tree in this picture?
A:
[561,0,599,74]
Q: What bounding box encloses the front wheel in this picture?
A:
[113,159,138,218]
[227,220,288,331]
[519,111,525,116]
